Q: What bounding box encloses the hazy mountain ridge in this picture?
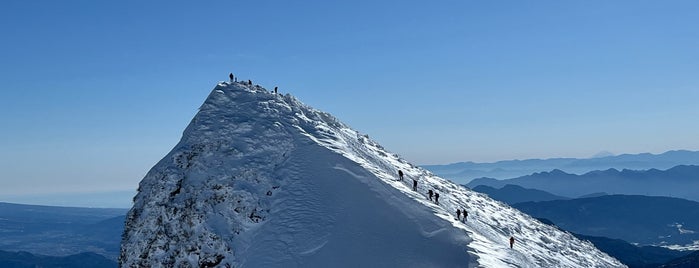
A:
[467,165,699,201]
[470,184,570,204]
[0,250,116,268]
[425,150,699,183]
[0,202,126,260]
[0,202,126,222]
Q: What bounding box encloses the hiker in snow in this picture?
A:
[434,192,440,204]
[229,73,234,82]
[412,178,418,191]
[463,209,468,222]
[248,79,252,85]
[398,170,404,181]
[428,189,433,201]
[274,86,278,94]
[456,209,461,220]
[509,236,515,249]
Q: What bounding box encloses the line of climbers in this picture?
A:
[401,169,446,206]
[397,169,514,250]
[228,72,279,94]
[427,189,440,204]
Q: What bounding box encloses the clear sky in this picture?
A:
[1,0,698,198]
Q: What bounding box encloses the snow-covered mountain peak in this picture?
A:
[120,81,625,267]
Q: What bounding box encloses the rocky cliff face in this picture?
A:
[120,81,625,268]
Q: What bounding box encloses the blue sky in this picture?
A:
[1,1,698,198]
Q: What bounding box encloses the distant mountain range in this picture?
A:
[513,195,699,246]
[467,165,699,201]
[0,190,135,209]
[424,150,699,183]
[0,250,116,268]
[0,202,127,261]
[471,184,569,204]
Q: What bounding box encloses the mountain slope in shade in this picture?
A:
[659,250,699,268]
[120,81,623,267]
[535,218,691,268]
[575,234,691,268]
[471,184,570,204]
[513,195,699,246]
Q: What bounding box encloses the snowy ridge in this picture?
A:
[290,91,624,267]
[120,81,625,267]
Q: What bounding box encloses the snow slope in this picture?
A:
[120,81,625,267]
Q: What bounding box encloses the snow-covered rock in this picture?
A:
[120,81,625,267]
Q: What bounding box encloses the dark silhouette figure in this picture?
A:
[456,209,461,220]
[229,73,234,82]
[398,170,404,181]
[428,189,433,201]
[509,236,515,249]
[248,80,252,85]
[434,192,440,204]
[274,86,278,94]
[412,179,418,191]
[463,209,468,222]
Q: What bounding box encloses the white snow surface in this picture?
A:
[120,82,625,268]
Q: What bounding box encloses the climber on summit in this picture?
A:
[248,80,252,85]
[398,170,404,181]
[229,73,234,82]
[463,209,468,222]
[428,189,433,201]
[509,236,515,249]
[456,209,461,220]
[274,86,278,94]
[434,192,440,204]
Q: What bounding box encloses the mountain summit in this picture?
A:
[120,81,624,267]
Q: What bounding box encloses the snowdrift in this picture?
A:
[120,81,625,267]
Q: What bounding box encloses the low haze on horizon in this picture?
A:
[1,1,698,197]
